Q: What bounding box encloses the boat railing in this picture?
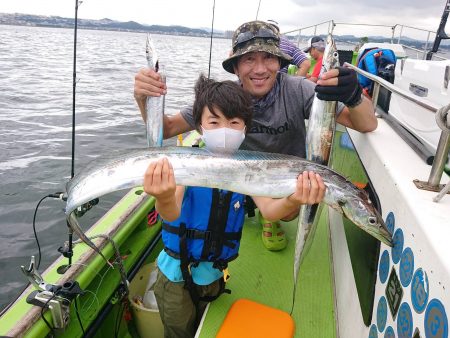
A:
[283,21,447,60]
[344,62,450,195]
[401,44,447,61]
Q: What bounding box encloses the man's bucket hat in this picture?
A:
[222,20,292,74]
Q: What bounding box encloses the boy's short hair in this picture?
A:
[192,74,253,132]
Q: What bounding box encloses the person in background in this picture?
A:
[267,19,311,76]
[144,74,326,338]
[134,20,376,252]
[304,35,325,82]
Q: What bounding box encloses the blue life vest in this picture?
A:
[357,48,397,93]
[162,187,245,265]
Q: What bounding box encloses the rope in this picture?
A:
[435,103,450,132]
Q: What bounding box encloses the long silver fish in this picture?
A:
[64,146,392,262]
[293,34,341,286]
[145,34,165,147]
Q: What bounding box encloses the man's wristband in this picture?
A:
[345,86,363,108]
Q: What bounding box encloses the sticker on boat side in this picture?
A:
[392,228,404,264]
[386,211,395,234]
[385,326,395,338]
[400,247,415,287]
[424,299,448,338]
[411,268,429,314]
[397,302,413,338]
[368,324,378,338]
[386,267,403,319]
[379,250,390,284]
[377,296,388,332]
[372,214,449,338]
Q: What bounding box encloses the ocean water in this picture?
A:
[0,25,234,310]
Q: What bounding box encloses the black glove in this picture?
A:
[315,67,363,108]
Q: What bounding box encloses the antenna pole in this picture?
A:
[426,0,450,60]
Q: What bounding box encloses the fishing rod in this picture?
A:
[207,0,216,78]
[61,0,84,271]
[14,4,83,320]
[255,0,262,20]
[71,0,82,179]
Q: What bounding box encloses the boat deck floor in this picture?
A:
[197,208,336,338]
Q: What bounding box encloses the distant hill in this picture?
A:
[289,33,450,52]
[1,12,448,52]
[0,12,213,37]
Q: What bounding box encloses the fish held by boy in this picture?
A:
[145,34,165,147]
[293,34,340,285]
[64,146,392,259]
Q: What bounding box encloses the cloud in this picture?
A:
[0,0,446,39]
[278,0,445,39]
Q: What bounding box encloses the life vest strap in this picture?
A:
[162,222,242,241]
[177,222,232,304]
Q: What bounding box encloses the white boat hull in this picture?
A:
[332,123,450,338]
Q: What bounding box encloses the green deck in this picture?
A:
[198,208,336,338]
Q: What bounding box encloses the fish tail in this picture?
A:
[67,212,114,268]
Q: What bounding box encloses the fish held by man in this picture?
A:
[294,33,340,284]
[145,34,165,147]
[65,146,392,253]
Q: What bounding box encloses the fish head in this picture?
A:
[146,34,158,70]
[338,193,393,247]
[322,34,340,74]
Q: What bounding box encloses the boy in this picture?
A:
[143,74,325,338]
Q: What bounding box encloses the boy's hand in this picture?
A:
[143,158,176,202]
[288,171,326,205]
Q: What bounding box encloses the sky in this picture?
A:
[0,0,448,40]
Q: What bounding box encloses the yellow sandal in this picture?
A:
[259,211,287,251]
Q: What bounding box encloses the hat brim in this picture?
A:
[303,46,312,53]
[222,41,292,74]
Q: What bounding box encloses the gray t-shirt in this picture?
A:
[180,73,344,158]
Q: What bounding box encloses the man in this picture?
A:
[134,20,377,251]
[267,20,311,76]
[304,35,325,83]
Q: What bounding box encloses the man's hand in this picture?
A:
[134,68,167,104]
[134,68,167,121]
[315,67,363,107]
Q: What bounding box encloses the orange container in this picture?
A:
[216,298,295,338]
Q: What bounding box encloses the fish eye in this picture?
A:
[368,217,377,225]
[333,52,339,58]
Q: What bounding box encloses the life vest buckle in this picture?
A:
[223,267,231,282]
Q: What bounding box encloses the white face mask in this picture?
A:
[200,126,246,154]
